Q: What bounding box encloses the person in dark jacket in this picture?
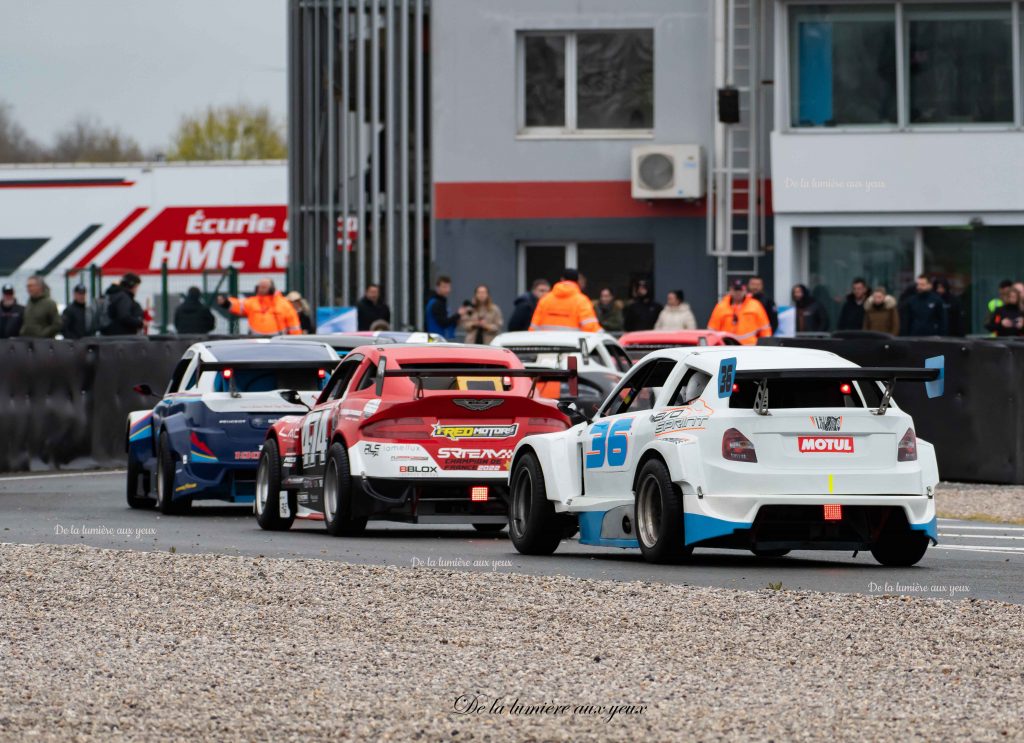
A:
[900,274,947,337]
[101,273,145,336]
[623,279,662,332]
[61,284,94,339]
[174,286,215,334]
[20,276,61,338]
[356,284,391,331]
[424,275,467,340]
[933,278,966,337]
[593,287,624,332]
[507,279,550,332]
[985,286,1024,337]
[791,284,829,333]
[0,284,24,339]
[837,277,870,331]
[747,276,778,332]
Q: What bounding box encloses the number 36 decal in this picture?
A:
[586,419,633,469]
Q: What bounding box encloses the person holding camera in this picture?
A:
[460,284,503,344]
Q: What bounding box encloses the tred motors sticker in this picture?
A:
[798,436,854,453]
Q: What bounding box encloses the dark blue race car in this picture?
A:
[125,339,339,514]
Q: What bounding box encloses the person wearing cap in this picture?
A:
[708,279,772,345]
[623,279,663,332]
[173,286,216,335]
[100,273,145,336]
[0,284,25,339]
[529,268,601,332]
[286,290,314,334]
[217,278,302,335]
[20,275,61,339]
[61,284,94,340]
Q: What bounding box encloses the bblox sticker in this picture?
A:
[431,424,518,441]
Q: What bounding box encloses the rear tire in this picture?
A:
[323,442,367,536]
[255,440,295,531]
[126,457,154,509]
[156,432,190,515]
[472,523,505,534]
[634,459,692,564]
[871,532,929,567]
[508,453,562,555]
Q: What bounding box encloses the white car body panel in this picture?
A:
[491,330,630,376]
[511,346,940,549]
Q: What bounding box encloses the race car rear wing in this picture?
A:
[719,356,944,416]
[375,356,578,398]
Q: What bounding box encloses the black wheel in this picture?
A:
[126,456,154,509]
[751,548,790,558]
[634,458,692,564]
[155,431,190,515]
[255,440,295,531]
[323,442,367,536]
[472,523,505,534]
[508,453,562,555]
[560,515,579,539]
[871,532,929,567]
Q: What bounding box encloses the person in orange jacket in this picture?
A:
[529,268,602,332]
[707,279,772,345]
[217,279,302,335]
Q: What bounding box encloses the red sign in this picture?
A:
[798,436,854,453]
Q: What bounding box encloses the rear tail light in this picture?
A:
[898,428,917,462]
[318,368,326,379]
[362,417,431,440]
[528,417,569,433]
[470,485,489,502]
[722,428,757,463]
[222,368,233,380]
[823,504,842,521]
[839,382,852,395]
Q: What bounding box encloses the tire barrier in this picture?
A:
[0,337,202,472]
[760,336,1024,485]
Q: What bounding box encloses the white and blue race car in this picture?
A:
[507,346,944,566]
[125,339,339,514]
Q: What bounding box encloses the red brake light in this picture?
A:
[732,383,739,393]
[362,417,431,440]
[898,428,917,462]
[722,428,757,463]
[470,485,489,502]
[222,368,233,379]
[318,368,326,379]
[824,504,842,521]
[839,383,852,395]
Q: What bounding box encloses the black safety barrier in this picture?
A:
[760,337,1024,484]
[0,337,200,472]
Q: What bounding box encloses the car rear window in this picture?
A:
[397,363,514,392]
[728,378,883,409]
[209,368,327,393]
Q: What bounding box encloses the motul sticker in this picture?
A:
[798,436,854,453]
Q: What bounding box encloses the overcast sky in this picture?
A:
[0,0,287,153]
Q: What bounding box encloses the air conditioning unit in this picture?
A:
[631,144,704,199]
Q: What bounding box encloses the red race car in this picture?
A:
[254,344,575,535]
[619,329,741,360]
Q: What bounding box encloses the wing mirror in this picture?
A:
[557,400,590,426]
[132,384,157,397]
[278,389,312,410]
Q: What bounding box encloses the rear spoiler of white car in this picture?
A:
[717,355,944,415]
[374,356,579,398]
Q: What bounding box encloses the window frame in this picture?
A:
[516,29,656,139]
[780,0,1024,133]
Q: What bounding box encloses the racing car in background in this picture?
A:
[491,330,632,418]
[507,346,943,566]
[126,339,339,514]
[619,330,741,361]
[273,333,396,357]
[253,344,574,535]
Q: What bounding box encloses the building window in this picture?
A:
[788,2,1018,129]
[789,5,897,127]
[907,3,1014,124]
[520,30,654,134]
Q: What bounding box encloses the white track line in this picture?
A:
[0,470,125,482]
[940,533,1024,541]
[935,545,1024,555]
[937,524,1024,532]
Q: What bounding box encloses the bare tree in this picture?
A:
[0,101,44,163]
[50,116,143,163]
[168,103,286,161]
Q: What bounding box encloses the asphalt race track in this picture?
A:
[2,470,1021,604]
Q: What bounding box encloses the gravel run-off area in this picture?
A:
[1,543,1023,742]
[936,482,1024,524]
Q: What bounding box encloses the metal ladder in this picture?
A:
[708,0,763,292]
